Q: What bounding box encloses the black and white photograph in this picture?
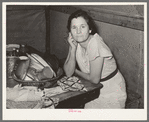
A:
[2,1,147,120]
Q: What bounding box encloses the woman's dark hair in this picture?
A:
[67,9,97,34]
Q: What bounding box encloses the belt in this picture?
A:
[100,68,118,82]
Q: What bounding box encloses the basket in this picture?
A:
[12,67,64,89]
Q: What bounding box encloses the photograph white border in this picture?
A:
[2,2,147,120]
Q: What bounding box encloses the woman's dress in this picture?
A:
[76,33,127,108]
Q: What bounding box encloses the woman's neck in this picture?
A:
[79,35,92,50]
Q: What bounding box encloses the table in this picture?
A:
[54,77,103,108]
[6,46,103,108]
[7,76,103,109]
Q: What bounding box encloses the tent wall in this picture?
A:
[6,5,47,53]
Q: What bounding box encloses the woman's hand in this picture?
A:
[67,33,78,50]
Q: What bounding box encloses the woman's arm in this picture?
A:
[63,46,77,77]
[63,33,78,77]
[75,56,104,84]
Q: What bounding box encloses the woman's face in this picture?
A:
[70,17,91,43]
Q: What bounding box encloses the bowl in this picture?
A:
[12,67,64,89]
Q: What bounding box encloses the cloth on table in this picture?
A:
[44,86,67,97]
[7,97,59,109]
[7,99,41,109]
[57,76,87,92]
[7,84,43,101]
[6,84,60,109]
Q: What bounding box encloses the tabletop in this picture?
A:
[7,77,103,109]
[51,76,103,108]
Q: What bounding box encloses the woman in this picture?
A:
[63,10,127,108]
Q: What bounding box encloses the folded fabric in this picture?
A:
[39,97,59,109]
[6,85,59,109]
[57,76,87,92]
[6,85,44,101]
[44,86,67,97]
[7,97,59,109]
[7,100,41,109]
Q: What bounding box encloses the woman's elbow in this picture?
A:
[64,70,72,77]
[63,67,73,77]
[65,72,73,77]
[90,78,100,84]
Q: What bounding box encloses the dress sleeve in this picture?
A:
[87,34,113,61]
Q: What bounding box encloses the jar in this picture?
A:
[19,44,28,56]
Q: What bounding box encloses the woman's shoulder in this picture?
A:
[89,33,104,46]
[93,33,103,40]
[88,33,113,58]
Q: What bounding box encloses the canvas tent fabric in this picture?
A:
[7,8,46,53]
